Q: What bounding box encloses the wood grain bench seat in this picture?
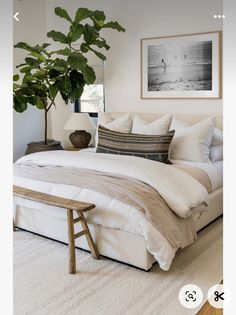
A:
[13,185,100,274]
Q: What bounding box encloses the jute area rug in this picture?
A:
[14,218,222,315]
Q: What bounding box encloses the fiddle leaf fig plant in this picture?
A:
[13,7,125,145]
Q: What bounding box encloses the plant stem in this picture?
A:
[44,99,55,145]
[44,108,48,145]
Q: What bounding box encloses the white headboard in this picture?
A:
[98,112,223,130]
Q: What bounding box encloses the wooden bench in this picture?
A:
[13,185,100,274]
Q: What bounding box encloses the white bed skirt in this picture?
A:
[14,187,223,271]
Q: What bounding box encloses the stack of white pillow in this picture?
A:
[96,113,223,164]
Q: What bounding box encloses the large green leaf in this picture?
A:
[55,7,73,23]
[75,8,92,23]
[36,97,47,109]
[70,84,84,100]
[51,48,71,56]
[82,65,96,84]
[20,66,31,73]
[64,77,72,93]
[48,69,62,79]
[25,57,41,67]
[68,53,87,70]
[49,66,65,73]
[60,91,69,104]
[80,43,89,53]
[92,10,106,27]
[13,74,19,82]
[14,96,28,112]
[29,83,47,97]
[83,24,98,44]
[89,47,106,61]
[22,74,31,85]
[14,42,50,55]
[53,59,68,69]
[70,70,85,86]
[33,69,47,79]
[103,21,125,32]
[49,85,58,99]
[93,39,110,50]
[69,24,84,42]
[58,76,72,95]
[34,44,48,53]
[27,96,38,106]
[30,52,46,62]
[14,42,34,52]
[68,70,85,101]
[13,91,28,112]
[19,87,33,96]
[47,31,68,44]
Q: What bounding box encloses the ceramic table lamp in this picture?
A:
[64,113,96,148]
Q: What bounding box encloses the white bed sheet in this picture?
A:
[85,148,223,191]
[172,159,223,191]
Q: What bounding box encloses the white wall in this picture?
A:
[13,0,223,154]
[46,0,223,146]
[13,0,47,161]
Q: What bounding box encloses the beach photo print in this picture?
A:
[141,32,221,98]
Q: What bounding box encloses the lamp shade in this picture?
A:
[64,113,96,131]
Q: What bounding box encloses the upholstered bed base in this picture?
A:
[14,187,223,271]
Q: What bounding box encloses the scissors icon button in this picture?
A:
[214,290,224,302]
[208,285,231,309]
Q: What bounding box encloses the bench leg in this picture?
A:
[77,211,100,260]
[67,209,76,274]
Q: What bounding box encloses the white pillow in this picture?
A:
[95,113,132,147]
[210,145,223,162]
[101,113,132,133]
[169,118,223,146]
[212,128,223,146]
[131,113,172,135]
[170,117,216,163]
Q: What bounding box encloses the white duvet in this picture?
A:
[14,150,209,270]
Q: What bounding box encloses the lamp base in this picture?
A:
[69,130,91,149]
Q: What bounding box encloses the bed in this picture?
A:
[13,112,223,271]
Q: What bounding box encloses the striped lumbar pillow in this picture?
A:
[96,125,175,163]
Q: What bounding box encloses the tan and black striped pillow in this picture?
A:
[96,125,175,163]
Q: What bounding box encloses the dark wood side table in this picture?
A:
[13,185,100,274]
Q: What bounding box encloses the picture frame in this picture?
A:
[141,31,222,99]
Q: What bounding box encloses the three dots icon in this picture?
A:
[214,14,226,19]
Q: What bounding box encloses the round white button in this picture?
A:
[207,284,231,309]
[179,284,203,309]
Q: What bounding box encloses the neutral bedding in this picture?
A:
[13,149,222,271]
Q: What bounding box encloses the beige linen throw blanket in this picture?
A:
[14,163,210,250]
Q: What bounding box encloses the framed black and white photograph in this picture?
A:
[141,31,222,99]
